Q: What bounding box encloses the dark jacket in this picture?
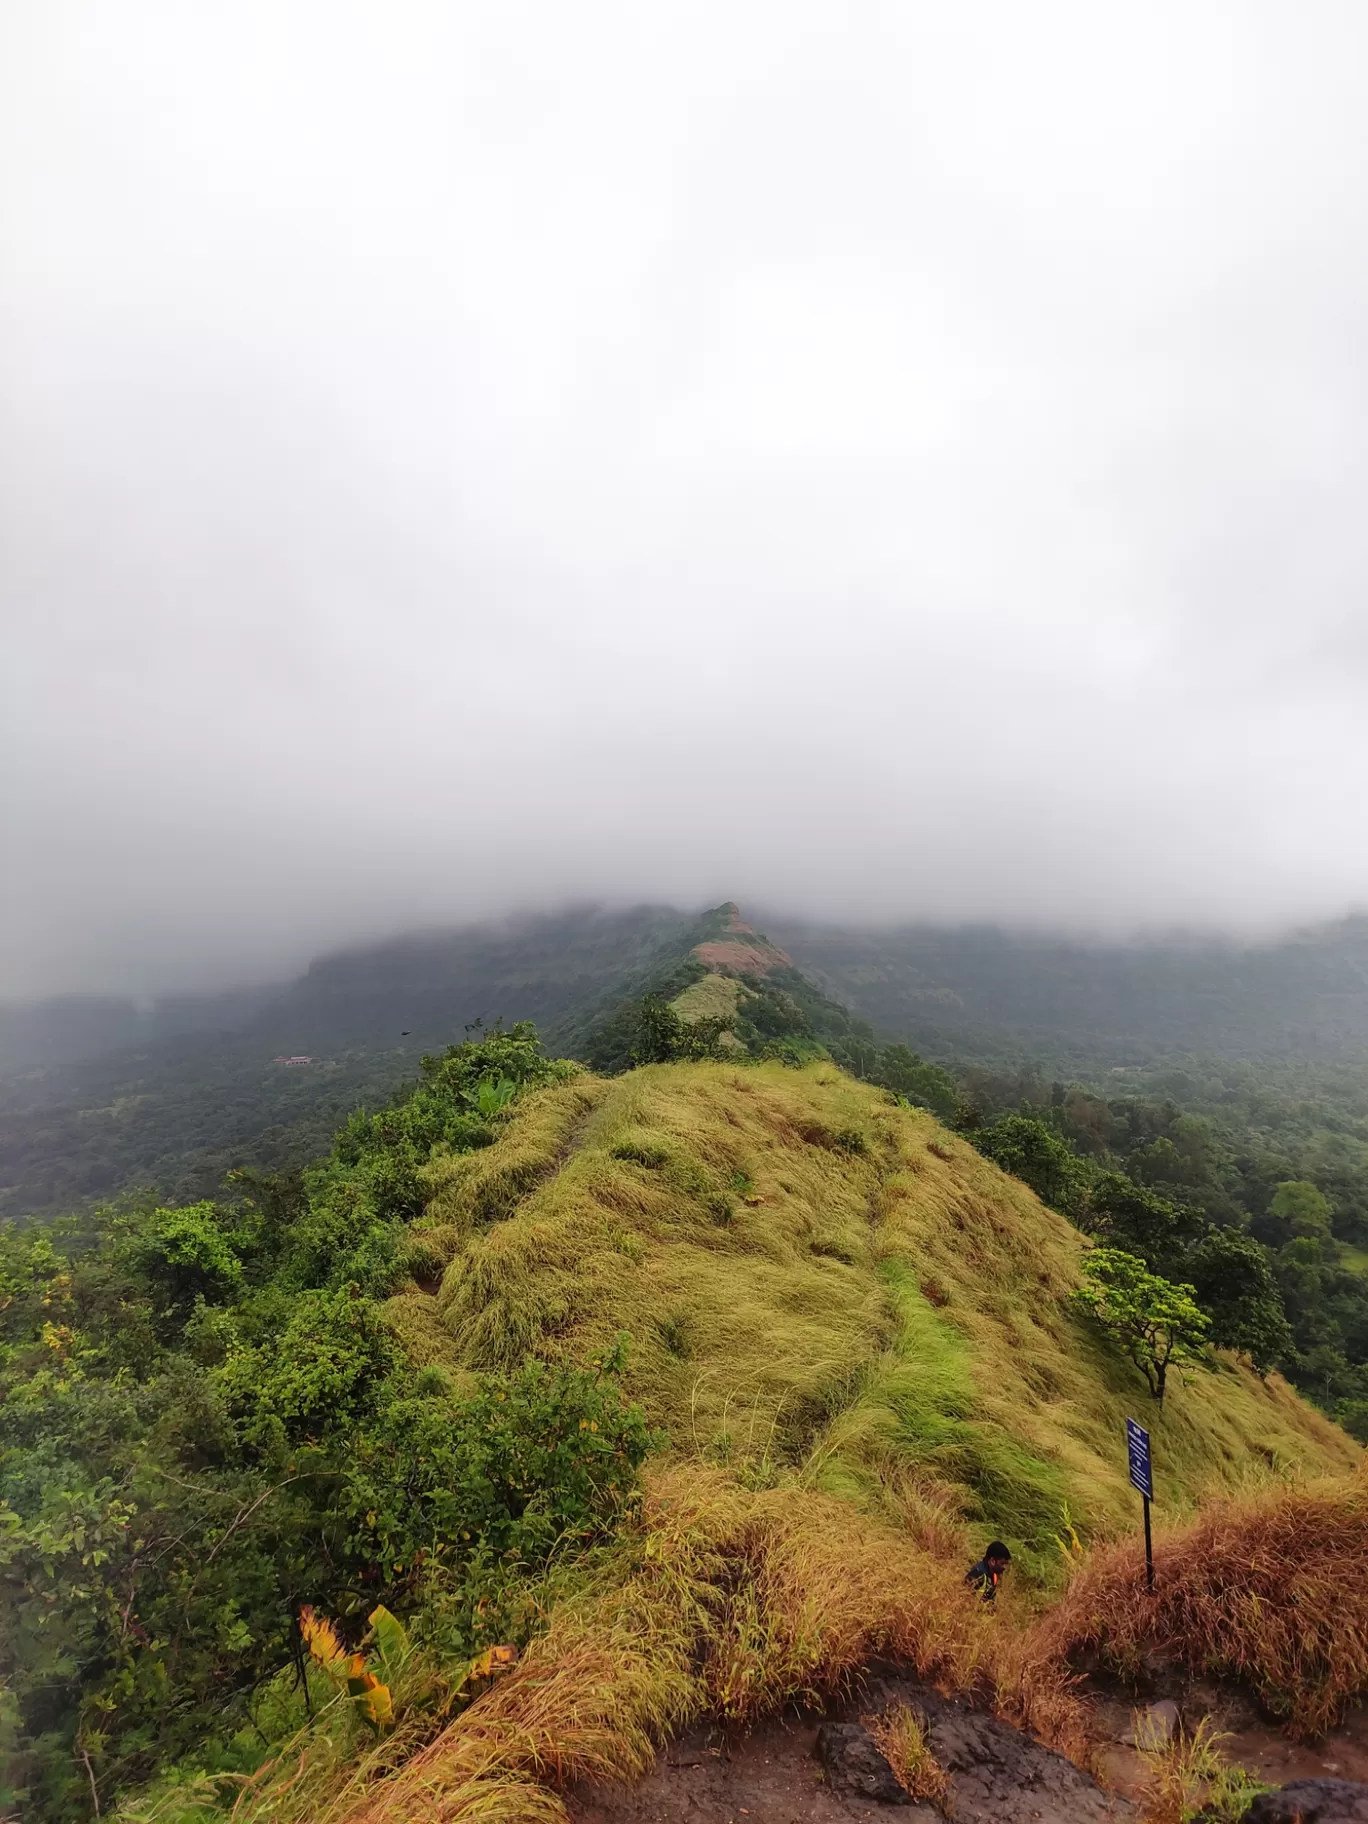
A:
[966,1558,1003,1602]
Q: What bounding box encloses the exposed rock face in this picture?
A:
[924,1705,1138,1823]
[818,1687,1139,1822]
[1247,1780,1368,1823]
[574,1684,1141,1823]
[691,937,793,975]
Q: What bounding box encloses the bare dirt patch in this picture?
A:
[692,939,793,976]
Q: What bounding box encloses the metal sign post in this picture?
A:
[1126,1418,1154,1592]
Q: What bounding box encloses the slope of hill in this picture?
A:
[392,1058,1356,1560]
[6,1037,1354,1822]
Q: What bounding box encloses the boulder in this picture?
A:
[1246,1780,1368,1823]
[1120,1700,1181,1749]
[926,1708,1139,1823]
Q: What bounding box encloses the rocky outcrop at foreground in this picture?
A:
[1247,1780,1368,1822]
[819,1688,1136,1823]
[573,1681,1138,1823]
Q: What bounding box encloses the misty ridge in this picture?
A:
[8,901,1368,1078]
[5,894,1368,1230]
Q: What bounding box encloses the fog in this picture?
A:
[5,2,1368,996]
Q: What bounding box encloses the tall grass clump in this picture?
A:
[1032,1473,1368,1737]
[1135,1716,1268,1824]
[863,1703,950,1808]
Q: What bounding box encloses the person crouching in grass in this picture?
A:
[966,1541,1011,1602]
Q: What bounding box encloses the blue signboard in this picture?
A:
[1126,1418,1153,1500]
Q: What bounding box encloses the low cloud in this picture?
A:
[5,2,1368,994]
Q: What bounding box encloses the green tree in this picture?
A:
[1269,1180,1334,1240]
[1084,1172,1202,1275]
[1070,1247,1210,1402]
[1182,1227,1292,1373]
[867,1044,963,1124]
[630,995,734,1065]
[973,1114,1088,1217]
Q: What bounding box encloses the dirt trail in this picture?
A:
[1090,1684,1368,1804]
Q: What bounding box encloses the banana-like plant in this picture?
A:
[299,1604,401,1731]
[299,1605,519,1732]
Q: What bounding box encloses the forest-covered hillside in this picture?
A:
[771,913,1368,1068]
[0,907,696,1217]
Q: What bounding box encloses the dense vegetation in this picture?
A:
[958,1064,1368,1432]
[0,1027,654,1820]
[3,1003,1361,1820]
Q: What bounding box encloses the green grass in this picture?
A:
[669,972,747,1025]
[812,1258,1070,1576]
[385,1060,1359,1570]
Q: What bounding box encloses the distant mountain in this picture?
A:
[570,901,881,1074]
[0,987,275,1074]
[768,915,1368,1068]
[9,900,1368,1222]
[0,905,698,1217]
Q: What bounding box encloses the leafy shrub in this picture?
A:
[630,995,735,1065]
[0,1028,650,1822]
[972,1114,1089,1217]
[343,1338,656,1579]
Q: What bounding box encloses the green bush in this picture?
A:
[972,1114,1089,1217]
[0,1028,651,1823]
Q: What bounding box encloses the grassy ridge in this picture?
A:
[383,1060,1357,1571]
[97,1052,1364,1824]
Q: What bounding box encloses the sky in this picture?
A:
[4,2,1368,997]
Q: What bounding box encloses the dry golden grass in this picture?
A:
[226,1059,1358,1824]
[419,1076,609,1237]
[864,1703,951,1809]
[385,1060,1356,1561]
[217,1461,1088,1824]
[1032,1471,1368,1738]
